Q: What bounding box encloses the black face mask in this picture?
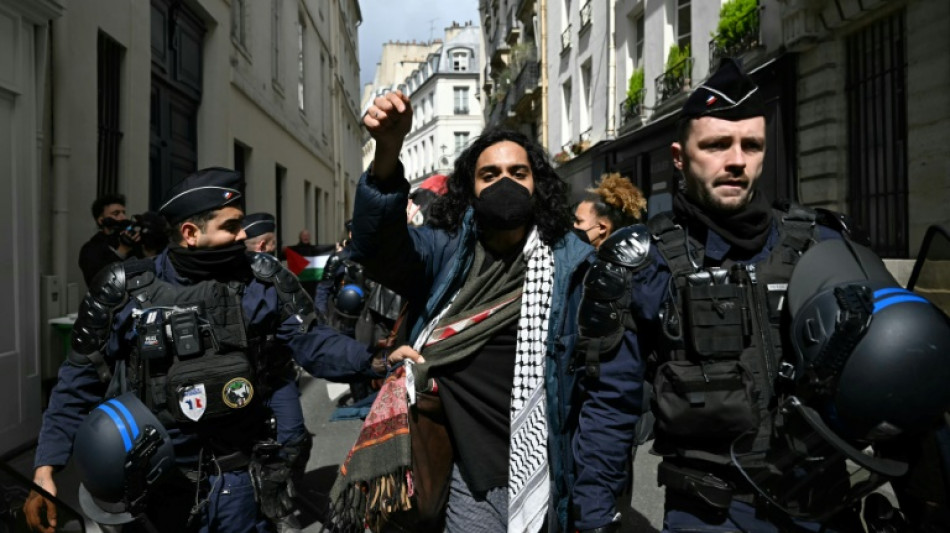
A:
[168,241,252,282]
[472,178,534,231]
[572,227,592,245]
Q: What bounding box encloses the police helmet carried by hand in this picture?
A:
[73,392,175,525]
[786,239,950,442]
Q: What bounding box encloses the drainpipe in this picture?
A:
[539,0,548,149]
[606,0,617,140]
[51,15,70,285]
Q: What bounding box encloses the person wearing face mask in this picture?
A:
[26,168,385,533]
[242,211,312,533]
[330,91,593,533]
[573,173,646,249]
[78,193,142,286]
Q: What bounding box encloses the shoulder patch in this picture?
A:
[598,224,652,269]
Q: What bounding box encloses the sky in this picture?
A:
[357,0,480,88]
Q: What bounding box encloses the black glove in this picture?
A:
[249,440,296,521]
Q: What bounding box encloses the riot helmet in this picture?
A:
[785,239,950,442]
[731,239,950,521]
[334,283,366,318]
[73,392,175,525]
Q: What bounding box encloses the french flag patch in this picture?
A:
[223,191,234,199]
[705,94,718,106]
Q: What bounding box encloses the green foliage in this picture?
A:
[665,43,691,77]
[714,0,758,50]
[626,67,644,105]
[509,42,536,73]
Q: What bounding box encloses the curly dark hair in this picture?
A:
[426,128,572,246]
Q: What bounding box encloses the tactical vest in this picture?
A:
[646,205,819,465]
[71,253,317,430]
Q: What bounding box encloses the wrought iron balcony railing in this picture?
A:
[620,88,647,126]
[580,1,592,30]
[709,6,760,65]
[655,56,694,103]
[561,25,572,52]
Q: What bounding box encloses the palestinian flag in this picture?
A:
[284,247,331,282]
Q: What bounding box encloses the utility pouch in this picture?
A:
[654,360,759,445]
[166,352,256,424]
[684,281,748,358]
[657,461,734,510]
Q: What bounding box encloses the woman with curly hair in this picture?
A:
[335,91,595,533]
[573,172,647,249]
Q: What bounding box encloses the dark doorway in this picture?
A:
[149,0,205,210]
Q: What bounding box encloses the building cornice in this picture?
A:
[6,0,64,23]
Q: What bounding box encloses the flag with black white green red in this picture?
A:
[284,247,330,282]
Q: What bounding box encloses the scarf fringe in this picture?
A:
[324,467,414,533]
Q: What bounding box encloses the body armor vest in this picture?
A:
[647,205,819,465]
[70,253,316,429]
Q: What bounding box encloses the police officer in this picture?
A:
[26,168,382,532]
[242,211,311,532]
[571,59,861,532]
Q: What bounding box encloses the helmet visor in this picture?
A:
[730,396,907,521]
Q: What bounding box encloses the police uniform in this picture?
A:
[35,168,380,531]
[571,60,855,532]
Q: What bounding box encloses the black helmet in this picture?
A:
[786,239,950,442]
[732,239,950,521]
[73,393,175,525]
[334,283,365,318]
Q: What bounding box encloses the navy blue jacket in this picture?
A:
[571,217,840,530]
[349,168,594,531]
[35,249,377,469]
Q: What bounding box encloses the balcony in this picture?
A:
[513,60,540,110]
[561,25,572,52]
[655,56,693,104]
[620,88,646,127]
[579,1,592,31]
[709,6,760,66]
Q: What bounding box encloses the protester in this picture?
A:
[25,168,384,532]
[573,172,646,249]
[330,88,592,533]
[571,58,950,533]
[284,229,334,297]
[77,193,140,286]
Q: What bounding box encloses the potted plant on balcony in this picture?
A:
[553,150,572,164]
[623,66,645,119]
[713,0,759,59]
[662,43,691,98]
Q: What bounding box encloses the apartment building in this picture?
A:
[0,0,363,455]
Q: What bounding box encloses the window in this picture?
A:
[231,0,248,49]
[634,12,644,68]
[580,62,592,133]
[676,0,691,50]
[454,87,470,114]
[452,50,469,72]
[561,80,572,146]
[271,0,282,88]
[580,0,592,29]
[296,12,306,113]
[454,132,470,155]
[98,32,123,197]
[846,12,908,257]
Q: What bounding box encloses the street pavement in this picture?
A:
[292,374,665,532]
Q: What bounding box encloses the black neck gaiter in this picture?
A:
[672,190,774,255]
[168,242,252,283]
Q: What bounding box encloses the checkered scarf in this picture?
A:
[507,228,553,533]
[411,228,554,532]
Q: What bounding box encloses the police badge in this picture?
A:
[179,384,208,421]
[222,378,254,408]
